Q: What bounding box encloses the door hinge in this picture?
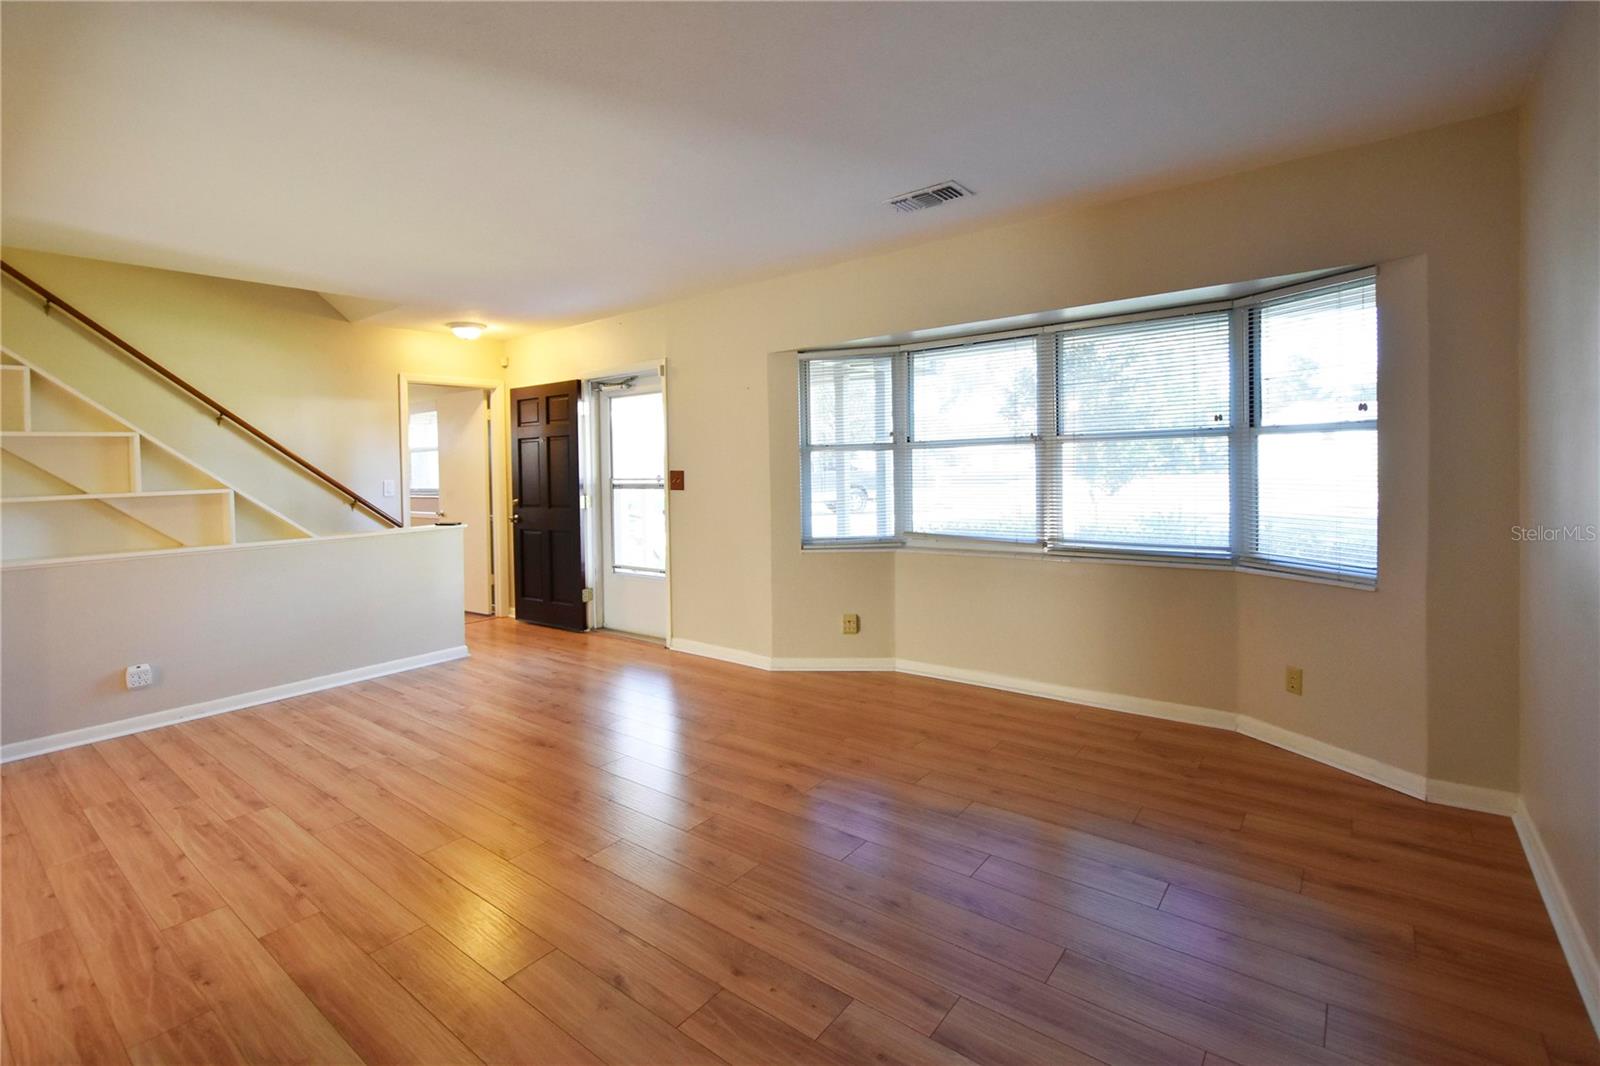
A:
[581,588,594,603]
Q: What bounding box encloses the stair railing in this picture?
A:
[1,260,401,527]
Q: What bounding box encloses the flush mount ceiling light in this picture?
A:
[446,321,487,340]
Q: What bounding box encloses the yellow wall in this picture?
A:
[508,112,1523,791]
[0,249,508,535]
[1518,2,1599,982]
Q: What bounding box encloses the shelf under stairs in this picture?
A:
[0,352,313,564]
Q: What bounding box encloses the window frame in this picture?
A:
[407,409,440,496]
[798,266,1378,588]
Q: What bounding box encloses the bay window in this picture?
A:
[799,268,1379,586]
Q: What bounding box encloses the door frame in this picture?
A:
[582,360,672,642]
[397,373,511,618]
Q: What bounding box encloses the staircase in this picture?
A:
[0,350,312,563]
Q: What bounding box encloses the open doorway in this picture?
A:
[590,370,668,639]
[401,379,500,618]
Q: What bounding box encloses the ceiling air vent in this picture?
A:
[887,181,972,213]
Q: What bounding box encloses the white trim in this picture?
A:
[1235,715,1428,799]
[398,373,511,618]
[893,657,1237,730]
[0,644,469,763]
[0,522,455,572]
[1514,799,1600,1035]
[667,638,774,670]
[1425,778,1521,815]
[772,656,898,672]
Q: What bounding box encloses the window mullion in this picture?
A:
[892,352,911,537]
[1229,305,1255,562]
[1036,332,1058,546]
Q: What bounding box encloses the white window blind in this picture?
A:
[908,336,1039,541]
[799,268,1379,586]
[1054,311,1232,553]
[1243,275,1378,581]
[801,355,894,541]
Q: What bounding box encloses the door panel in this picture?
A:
[511,380,586,630]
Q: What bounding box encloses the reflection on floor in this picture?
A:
[1,617,1593,1065]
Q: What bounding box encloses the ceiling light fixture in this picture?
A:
[446,321,487,340]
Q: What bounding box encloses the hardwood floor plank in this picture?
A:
[353,755,543,857]
[427,836,719,1025]
[138,730,268,822]
[591,839,958,1036]
[732,861,1204,1065]
[81,798,224,929]
[512,841,852,1038]
[0,795,67,947]
[163,907,360,1065]
[49,746,136,809]
[92,736,199,811]
[315,817,552,979]
[179,718,356,832]
[932,998,1105,1066]
[0,928,130,1066]
[4,760,103,866]
[504,950,725,1066]
[148,801,316,936]
[220,714,461,856]
[126,1011,248,1066]
[260,913,477,1065]
[679,990,856,1066]
[45,848,210,1045]
[371,926,602,1066]
[227,806,422,952]
[818,1000,980,1066]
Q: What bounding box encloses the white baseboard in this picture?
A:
[0,645,470,763]
[666,638,775,671]
[1514,799,1600,1035]
[1425,777,1521,815]
[772,656,898,672]
[895,658,1237,730]
[663,640,1478,814]
[1236,715,1430,800]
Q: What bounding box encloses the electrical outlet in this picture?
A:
[125,663,154,690]
[1286,666,1303,696]
[841,613,860,635]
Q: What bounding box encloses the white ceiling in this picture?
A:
[1,2,1562,336]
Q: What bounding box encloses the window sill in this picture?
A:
[801,537,1376,591]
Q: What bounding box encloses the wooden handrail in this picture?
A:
[1,260,401,527]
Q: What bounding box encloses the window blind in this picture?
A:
[1243,275,1378,580]
[1053,311,1231,552]
[799,268,1379,586]
[908,336,1040,542]
[801,354,895,541]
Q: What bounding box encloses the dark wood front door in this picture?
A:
[510,380,586,630]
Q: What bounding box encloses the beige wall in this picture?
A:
[509,113,1522,790]
[1519,3,1599,978]
[0,249,508,535]
[0,526,464,748]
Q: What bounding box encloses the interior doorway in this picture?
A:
[402,380,499,617]
[591,370,668,639]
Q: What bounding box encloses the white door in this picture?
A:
[598,378,667,637]
[410,385,493,615]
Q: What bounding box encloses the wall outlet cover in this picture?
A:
[125,663,154,690]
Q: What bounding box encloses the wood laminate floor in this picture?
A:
[2,618,1595,1065]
